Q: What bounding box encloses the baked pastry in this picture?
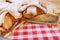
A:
[21,0,60,25]
[0,0,60,38]
[0,0,24,37]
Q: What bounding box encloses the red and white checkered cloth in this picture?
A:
[7,24,60,40]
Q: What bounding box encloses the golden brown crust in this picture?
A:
[24,14,58,24]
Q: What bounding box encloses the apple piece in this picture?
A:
[3,14,14,30]
[0,27,5,31]
[23,6,37,19]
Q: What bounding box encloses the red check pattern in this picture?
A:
[7,24,60,40]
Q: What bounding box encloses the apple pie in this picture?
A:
[0,0,60,37]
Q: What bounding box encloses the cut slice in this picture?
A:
[1,13,24,37]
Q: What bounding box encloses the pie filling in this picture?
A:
[0,13,23,37]
[23,6,46,19]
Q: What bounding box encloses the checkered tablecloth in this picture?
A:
[7,24,60,40]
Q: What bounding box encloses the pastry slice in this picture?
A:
[0,13,24,37]
[22,0,60,26]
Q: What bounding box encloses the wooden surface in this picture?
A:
[48,0,60,5]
